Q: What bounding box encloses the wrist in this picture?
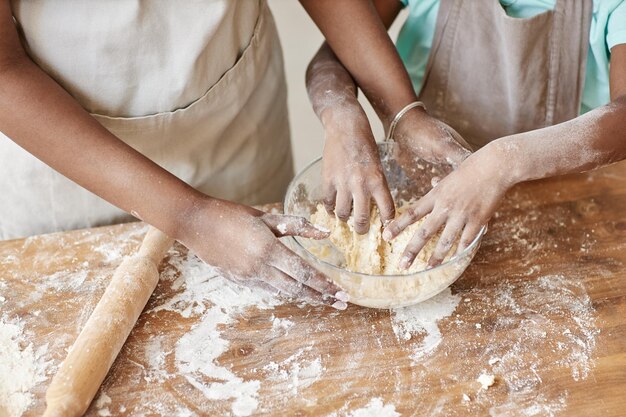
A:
[376,94,422,130]
[170,191,216,243]
[319,97,367,129]
[321,101,375,144]
[389,105,429,142]
[483,138,526,186]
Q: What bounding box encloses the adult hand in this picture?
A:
[321,103,395,234]
[383,141,514,269]
[180,198,349,309]
[391,106,473,169]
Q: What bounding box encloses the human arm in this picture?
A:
[384,44,626,269]
[306,41,396,233]
[0,1,346,308]
[303,0,471,233]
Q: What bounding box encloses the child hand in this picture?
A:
[179,198,349,309]
[321,103,395,234]
[383,141,513,269]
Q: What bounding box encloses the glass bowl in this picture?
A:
[283,141,485,309]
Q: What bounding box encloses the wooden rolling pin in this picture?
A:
[43,226,174,417]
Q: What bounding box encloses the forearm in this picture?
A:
[300,0,416,126]
[306,43,373,140]
[0,58,205,239]
[492,96,626,184]
[306,43,361,125]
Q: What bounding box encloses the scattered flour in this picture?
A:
[328,398,401,417]
[475,274,598,416]
[263,347,324,395]
[0,316,51,417]
[41,269,89,292]
[477,373,496,390]
[95,392,112,416]
[489,393,567,417]
[90,225,149,264]
[271,316,295,333]
[143,335,170,384]
[390,287,460,361]
[491,275,598,383]
[148,253,283,417]
[176,306,262,417]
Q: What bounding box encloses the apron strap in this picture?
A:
[420,0,460,94]
[550,0,593,125]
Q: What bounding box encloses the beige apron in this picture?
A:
[419,0,592,149]
[0,0,293,240]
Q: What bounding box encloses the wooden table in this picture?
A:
[2,164,626,417]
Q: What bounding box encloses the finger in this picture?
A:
[383,198,434,241]
[352,191,371,235]
[371,181,395,226]
[334,189,353,222]
[427,218,464,268]
[457,222,484,254]
[270,242,349,303]
[399,213,446,270]
[264,267,347,310]
[262,214,330,239]
[446,129,473,167]
[323,183,337,215]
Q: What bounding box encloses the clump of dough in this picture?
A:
[310,202,455,275]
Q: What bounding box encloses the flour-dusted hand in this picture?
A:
[383,141,513,269]
[320,102,395,234]
[392,106,472,169]
[305,44,395,235]
[179,198,348,309]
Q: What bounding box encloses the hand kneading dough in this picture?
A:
[310,202,455,275]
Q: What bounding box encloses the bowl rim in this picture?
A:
[283,149,486,279]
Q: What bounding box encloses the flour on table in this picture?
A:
[148,252,284,417]
[271,316,295,333]
[327,397,401,417]
[262,347,324,396]
[0,316,51,417]
[95,392,112,416]
[477,275,597,416]
[143,335,170,384]
[477,373,495,390]
[390,287,460,361]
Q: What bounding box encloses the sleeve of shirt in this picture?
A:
[399,0,409,8]
[607,1,626,50]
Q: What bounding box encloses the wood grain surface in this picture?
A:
[2,164,626,417]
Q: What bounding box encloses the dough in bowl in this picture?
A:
[310,202,454,275]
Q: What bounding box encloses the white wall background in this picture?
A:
[267,1,408,171]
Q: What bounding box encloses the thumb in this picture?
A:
[262,214,330,239]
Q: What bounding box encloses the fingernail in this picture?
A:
[382,229,393,241]
[335,291,350,302]
[332,301,347,310]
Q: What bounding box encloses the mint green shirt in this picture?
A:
[397,0,626,113]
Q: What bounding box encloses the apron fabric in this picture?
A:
[0,0,293,240]
[418,0,593,149]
